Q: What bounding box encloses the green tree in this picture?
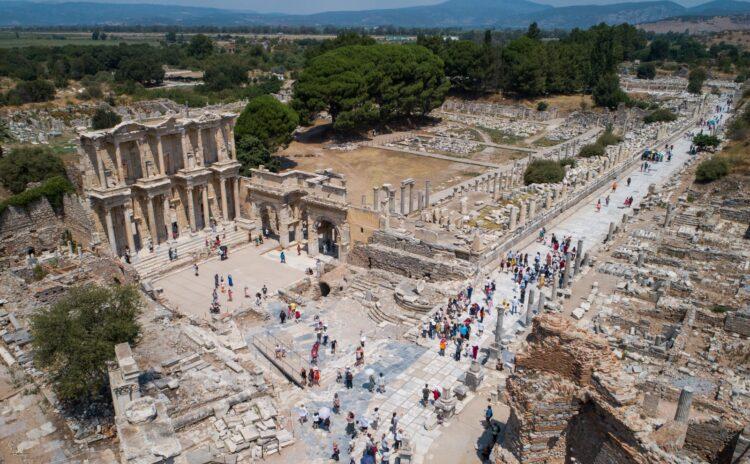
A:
[524,159,565,185]
[695,157,729,182]
[114,57,164,86]
[692,133,720,151]
[6,79,56,104]
[643,108,677,124]
[187,34,214,59]
[236,135,275,174]
[502,36,546,97]
[0,120,14,157]
[688,67,707,95]
[31,285,142,405]
[526,22,541,40]
[0,145,67,194]
[636,62,656,80]
[203,61,248,91]
[592,73,628,110]
[235,95,298,152]
[165,31,177,43]
[91,107,122,130]
[293,44,447,132]
[440,40,486,93]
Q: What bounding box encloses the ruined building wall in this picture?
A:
[684,420,742,464]
[347,230,474,281]
[0,194,95,258]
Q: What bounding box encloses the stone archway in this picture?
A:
[259,203,280,240]
[315,218,340,258]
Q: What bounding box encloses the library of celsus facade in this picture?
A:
[78,112,242,257]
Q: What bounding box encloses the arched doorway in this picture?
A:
[316,219,339,258]
[259,204,280,240]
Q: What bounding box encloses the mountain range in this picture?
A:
[1,0,750,28]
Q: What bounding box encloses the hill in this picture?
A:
[1,0,750,29]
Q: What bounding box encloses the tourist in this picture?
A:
[371,408,380,430]
[627,177,631,187]
[244,286,249,298]
[485,404,494,427]
[368,372,376,392]
[394,429,403,450]
[227,288,232,302]
[331,338,338,355]
[300,368,307,386]
[298,404,308,424]
[332,442,340,461]
[421,384,430,407]
[227,274,233,287]
[333,393,341,413]
[390,413,398,433]
[280,250,286,264]
[279,309,286,324]
[346,411,357,437]
[438,337,447,356]
[262,284,268,298]
[214,273,219,288]
[193,264,199,277]
[345,368,354,389]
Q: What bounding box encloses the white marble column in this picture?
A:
[186,186,196,232]
[104,207,117,255]
[122,206,136,254]
[156,134,166,175]
[180,130,190,169]
[146,195,157,245]
[162,194,171,239]
[233,178,241,220]
[220,178,229,222]
[95,144,107,188]
[113,139,125,184]
[201,185,210,229]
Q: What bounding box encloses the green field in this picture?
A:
[0,31,161,48]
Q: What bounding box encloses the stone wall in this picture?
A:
[347,230,474,281]
[684,420,742,464]
[724,309,750,337]
[0,194,95,259]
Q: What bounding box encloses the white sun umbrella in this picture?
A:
[364,368,376,377]
[318,407,331,420]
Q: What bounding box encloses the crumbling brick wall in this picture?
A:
[684,420,742,464]
[347,242,472,281]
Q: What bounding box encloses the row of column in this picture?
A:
[94,125,233,189]
[183,177,242,233]
[370,180,431,215]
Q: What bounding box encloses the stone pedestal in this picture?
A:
[464,360,485,391]
[434,386,457,419]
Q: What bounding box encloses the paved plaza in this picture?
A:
[154,243,315,319]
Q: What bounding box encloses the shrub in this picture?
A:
[695,157,729,183]
[688,67,707,95]
[0,146,68,194]
[643,108,677,124]
[91,107,122,130]
[536,101,548,112]
[636,62,656,80]
[524,159,565,185]
[596,129,622,147]
[0,176,74,214]
[693,133,721,151]
[559,157,576,168]
[579,143,605,158]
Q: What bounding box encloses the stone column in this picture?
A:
[95,145,106,187]
[186,186,196,233]
[574,239,584,275]
[563,254,571,287]
[308,224,319,257]
[233,178,241,220]
[195,128,204,165]
[674,387,694,423]
[536,293,545,316]
[155,134,166,175]
[495,307,505,346]
[388,190,396,214]
[551,272,558,301]
[545,192,552,209]
[509,206,517,230]
[418,192,424,210]
[519,202,527,225]
[113,139,125,184]
[122,206,136,254]
[373,187,379,211]
[163,194,171,239]
[637,252,644,268]
[104,207,118,255]
[400,185,406,215]
[529,200,536,220]
[607,221,615,242]
[424,180,431,208]
[146,195,158,246]
[527,289,535,320]
[201,185,210,229]
[664,204,673,227]
[220,178,229,222]
[408,183,415,213]
[180,130,190,168]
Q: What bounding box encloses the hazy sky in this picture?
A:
[34,0,710,15]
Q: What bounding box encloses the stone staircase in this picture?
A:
[346,272,425,326]
[133,225,249,280]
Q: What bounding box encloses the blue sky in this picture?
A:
[30,0,712,15]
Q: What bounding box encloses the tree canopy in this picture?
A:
[235,95,299,152]
[31,285,143,405]
[524,159,566,185]
[236,135,275,174]
[0,145,68,194]
[293,44,449,132]
[91,107,122,130]
[688,67,707,95]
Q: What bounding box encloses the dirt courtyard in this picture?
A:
[279,145,485,202]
